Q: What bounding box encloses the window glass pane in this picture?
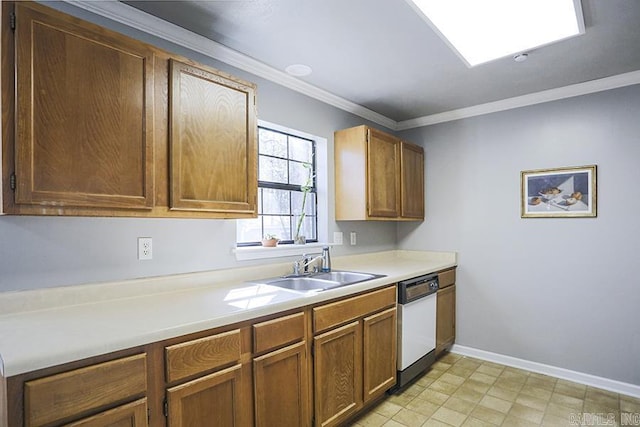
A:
[289,161,313,187]
[291,191,316,216]
[259,129,287,158]
[289,137,313,163]
[259,155,287,183]
[238,125,318,245]
[263,215,291,241]
[237,218,262,243]
[262,188,290,215]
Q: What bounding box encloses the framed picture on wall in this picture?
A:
[521,165,597,218]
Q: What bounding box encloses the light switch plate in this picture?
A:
[350,232,357,245]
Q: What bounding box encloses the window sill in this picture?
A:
[234,243,336,261]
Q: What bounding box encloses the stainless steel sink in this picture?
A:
[311,271,381,284]
[254,270,385,293]
[263,277,340,292]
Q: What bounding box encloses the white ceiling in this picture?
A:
[118,0,640,127]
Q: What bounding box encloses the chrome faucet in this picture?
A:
[293,253,321,275]
[290,247,331,276]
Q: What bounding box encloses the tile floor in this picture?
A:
[353,353,640,427]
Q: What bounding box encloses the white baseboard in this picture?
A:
[451,344,640,399]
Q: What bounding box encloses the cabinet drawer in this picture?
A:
[165,329,241,382]
[64,398,148,427]
[438,268,456,289]
[24,354,147,427]
[253,312,305,354]
[313,286,396,333]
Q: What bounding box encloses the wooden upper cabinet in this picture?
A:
[400,141,425,219]
[367,128,400,218]
[13,2,155,210]
[169,59,257,215]
[2,2,259,218]
[335,125,424,221]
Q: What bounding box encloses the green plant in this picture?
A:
[263,233,278,240]
[294,162,313,241]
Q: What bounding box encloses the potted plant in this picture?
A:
[261,234,279,247]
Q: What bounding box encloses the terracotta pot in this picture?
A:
[261,238,278,247]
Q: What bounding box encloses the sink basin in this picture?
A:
[264,277,340,292]
[311,271,381,284]
[254,270,386,293]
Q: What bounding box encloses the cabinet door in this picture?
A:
[254,341,310,427]
[166,364,247,427]
[367,128,400,218]
[64,399,148,427]
[14,3,154,210]
[313,322,362,427]
[436,285,456,355]
[169,59,257,215]
[363,307,397,403]
[400,141,425,219]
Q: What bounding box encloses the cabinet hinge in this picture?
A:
[163,398,168,417]
[9,12,16,32]
[10,172,16,191]
[147,408,151,423]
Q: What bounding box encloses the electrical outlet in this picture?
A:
[333,231,343,245]
[138,237,152,260]
[350,232,357,246]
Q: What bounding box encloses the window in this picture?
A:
[237,126,317,246]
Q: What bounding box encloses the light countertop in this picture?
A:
[0,250,456,377]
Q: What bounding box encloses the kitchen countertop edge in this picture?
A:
[0,250,457,377]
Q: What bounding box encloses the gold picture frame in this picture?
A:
[521,165,597,218]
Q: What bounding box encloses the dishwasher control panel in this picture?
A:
[398,274,439,304]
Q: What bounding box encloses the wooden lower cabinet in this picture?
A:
[363,307,397,403]
[4,287,405,427]
[312,286,397,427]
[166,364,249,427]
[65,399,148,427]
[254,341,309,427]
[436,284,456,355]
[21,354,147,427]
[163,327,252,427]
[313,322,362,427]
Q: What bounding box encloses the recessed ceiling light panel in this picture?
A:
[407,0,584,67]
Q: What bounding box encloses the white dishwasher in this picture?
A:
[394,273,439,391]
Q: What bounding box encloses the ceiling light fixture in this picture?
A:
[285,64,312,77]
[406,0,584,67]
[514,53,528,63]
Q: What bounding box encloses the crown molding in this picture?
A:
[59,0,397,130]
[59,1,640,133]
[397,70,640,130]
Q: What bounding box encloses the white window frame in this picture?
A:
[234,120,328,261]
